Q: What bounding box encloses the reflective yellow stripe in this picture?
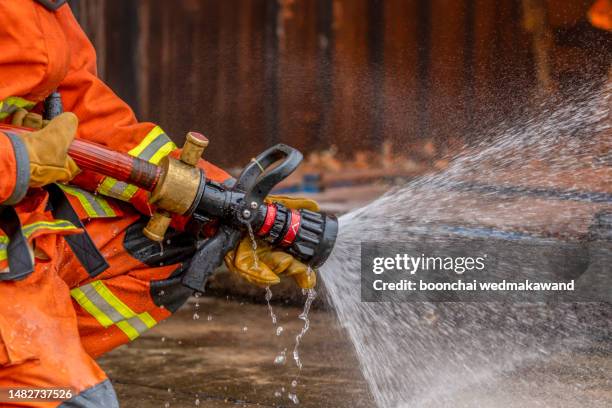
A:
[91,280,136,319]
[22,220,77,236]
[96,179,138,202]
[0,237,9,262]
[127,126,166,159]
[0,96,36,120]
[58,184,116,218]
[70,287,115,328]
[0,220,78,262]
[137,312,158,328]
[70,280,158,341]
[115,320,141,341]
[96,126,176,202]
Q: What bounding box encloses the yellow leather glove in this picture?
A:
[19,112,80,187]
[223,195,320,289]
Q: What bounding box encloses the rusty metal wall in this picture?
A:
[68,0,603,167]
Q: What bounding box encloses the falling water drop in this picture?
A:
[288,393,300,404]
[246,223,259,270]
[293,288,317,370]
[265,286,277,325]
[193,292,201,321]
[274,348,287,365]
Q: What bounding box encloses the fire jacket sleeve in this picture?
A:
[55,7,230,208]
[0,131,30,205]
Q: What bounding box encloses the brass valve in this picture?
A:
[143,132,209,242]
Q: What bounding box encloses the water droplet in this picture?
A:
[167,388,172,393]
[164,402,170,408]
[291,380,298,387]
[274,391,282,398]
[288,392,300,404]
[242,326,248,332]
[293,288,317,370]
[276,326,284,336]
[274,349,287,365]
[194,398,200,406]
[265,286,277,325]
[246,223,259,270]
[161,337,166,342]
[193,312,200,320]
[207,315,213,321]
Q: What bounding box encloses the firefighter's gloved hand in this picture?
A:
[224,238,317,289]
[223,195,320,289]
[264,195,320,212]
[19,112,80,187]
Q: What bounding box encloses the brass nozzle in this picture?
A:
[180,132,208,166]
[142,132,209,241]
[143,210,172,242]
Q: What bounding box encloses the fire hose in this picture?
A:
[66,133,338,291]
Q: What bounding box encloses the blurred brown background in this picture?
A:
[67,0,610,167]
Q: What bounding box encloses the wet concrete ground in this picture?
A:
[98,295,375,408]
[98,295,612,408]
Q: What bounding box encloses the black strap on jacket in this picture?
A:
[35,0,67,12]
[0,206,34,281]
[46,184,109,277]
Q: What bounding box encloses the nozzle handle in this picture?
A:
[181,224,242,292]
[234,144,302,224]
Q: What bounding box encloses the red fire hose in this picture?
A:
[0,124,155,191]
[68,139,162,191]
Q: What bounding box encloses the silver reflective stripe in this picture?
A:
[79,284,126,325]
[138,133,173,161]
[125,315,150,335]
[107,181,130,198]
[71,281,157,340]
[57,184,117,218]
[0,104,18,114]
[86,196,108,216]
[3,132,30,205]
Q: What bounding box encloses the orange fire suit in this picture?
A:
[589,0,612,31]
[0,1,230,406]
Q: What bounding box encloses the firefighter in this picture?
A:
[0,1,316,406]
